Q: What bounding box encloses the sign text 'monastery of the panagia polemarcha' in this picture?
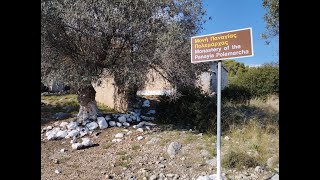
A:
[191,28,253,63]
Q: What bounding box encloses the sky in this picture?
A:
[199,0,279,67]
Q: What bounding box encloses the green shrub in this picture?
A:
[222,150,259,169]
[222,84,251,104]
[155,87,216,132]
[230,64,279,98]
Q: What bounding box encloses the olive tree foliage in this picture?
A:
[261,0,279,44]
[41,0,208,121]
[41,0,208,90]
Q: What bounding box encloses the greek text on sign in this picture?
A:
[191,28,253,63]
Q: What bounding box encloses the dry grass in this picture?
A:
[221,96,279,169]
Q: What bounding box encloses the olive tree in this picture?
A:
[41,0,208,122]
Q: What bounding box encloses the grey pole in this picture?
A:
[216,60,222,180]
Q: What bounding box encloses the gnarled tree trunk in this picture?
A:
[77,84,99,123]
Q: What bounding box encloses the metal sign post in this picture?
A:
[190,28,254,180]
[216,60,222,180]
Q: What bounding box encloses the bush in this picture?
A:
[222,84,251,104]
[230,64,279,98]
[155,87,216,132]
[222,150,259,169]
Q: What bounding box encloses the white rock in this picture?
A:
[270,174,279,180]
[140,116,154,121]
[86,122,99,130]
[112,139,122,142]
[81,138,93,147]
[55,169,61,174]
[132,125,137,129]
[123,122,130,127]
[115,133,124,138]
[56,130,68,139]
[126,131,132,135]
[46,126,53,130]
[118,116,127,123]
[224,136,230,141]
[137,136,144,140]
[97,117,108,129]
[146,110,156,115]
[116,122,122,127]
[59,122,68,127]
[144,122,157,126]
[70,136,77,144]
[137,128,144,132]
[60,149,65,153]
[72,143,83,150]
[136,121,145,128]
[255,166,262,173]
[109,121,116,127]
[66,129,79,138]
[142,100,150,107]
[47,132,57,140]
[167,142,182,158]
[146,126,151,130]
[126,118,132,122]
[196,175,210,180]
[79,127,89,137]
[105,115,111,121]
[67,121,78,130]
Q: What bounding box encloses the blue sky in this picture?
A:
[199,0,279,67]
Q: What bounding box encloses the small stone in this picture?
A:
[137,128,144,132]
[53,159,59,164]
[123,122,130,127]
[86,122,99,130]
[56,130,68,139]
[159,164,165,168]
[97,117,108,129]
[72,143,83,150]
[270,174,279,180]
[66,129,79,138]
[116,122,122,127]
[224,136,230,141]
[55,169,61,174]
[109,121,116,127]
[180,157,186,161]
[149,175,157,180]
[60,122,68,127]
[274,167,279,173]
[118,116,127,123]
[60,149,65,153]
[127,131,132,135]
[112,139,122,142]
[115,133,124,138]
[137,136,144,140]
[166,174,174,178]
[255,166,262,173]
[146,110,156,115]
[167,142,182,158]
[159,157,165,161]
[123,129,129,132]
[46,126,53,130]
[81,138,92,147]
[67,121,78,130]
[142,100,150,107]
[70,136,77,144]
